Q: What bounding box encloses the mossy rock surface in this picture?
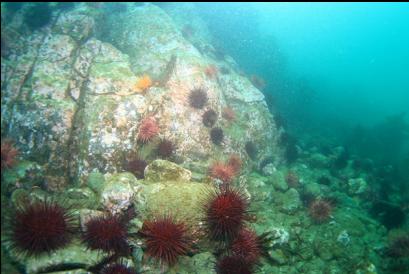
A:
[141,180,212,224]
[144,159,192,183]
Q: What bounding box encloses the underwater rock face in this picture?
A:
[144,159,192,182]
[269,170,289,192]
[1,4,280,185]
[142,180,212,223]
[101,172,143,214]
[23,243,103,274]
[347,178,368,196]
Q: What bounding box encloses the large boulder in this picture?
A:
[1,3,281,186]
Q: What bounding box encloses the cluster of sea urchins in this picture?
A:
[203,185,270,273]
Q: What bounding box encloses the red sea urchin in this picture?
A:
[209,162,235,184]
[204,186,250,242]
[222,107,236,122]
[138,216,192,266]
[82,214,130,255]
[1,140,19,170]
[137,117,159,143]
[215,255,253,274]
[188,87,208,109]
[230,228,269,265]
[309,199,333,223]
[10,200,76,256]
[227,154,242,175]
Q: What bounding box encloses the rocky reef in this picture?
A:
[1,3,407,274]
[1,3,280,189]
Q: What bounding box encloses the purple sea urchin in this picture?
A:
[127,157,148,179]
[188,87,208,109]
[157,139,175,158]
[203,109,218,128]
